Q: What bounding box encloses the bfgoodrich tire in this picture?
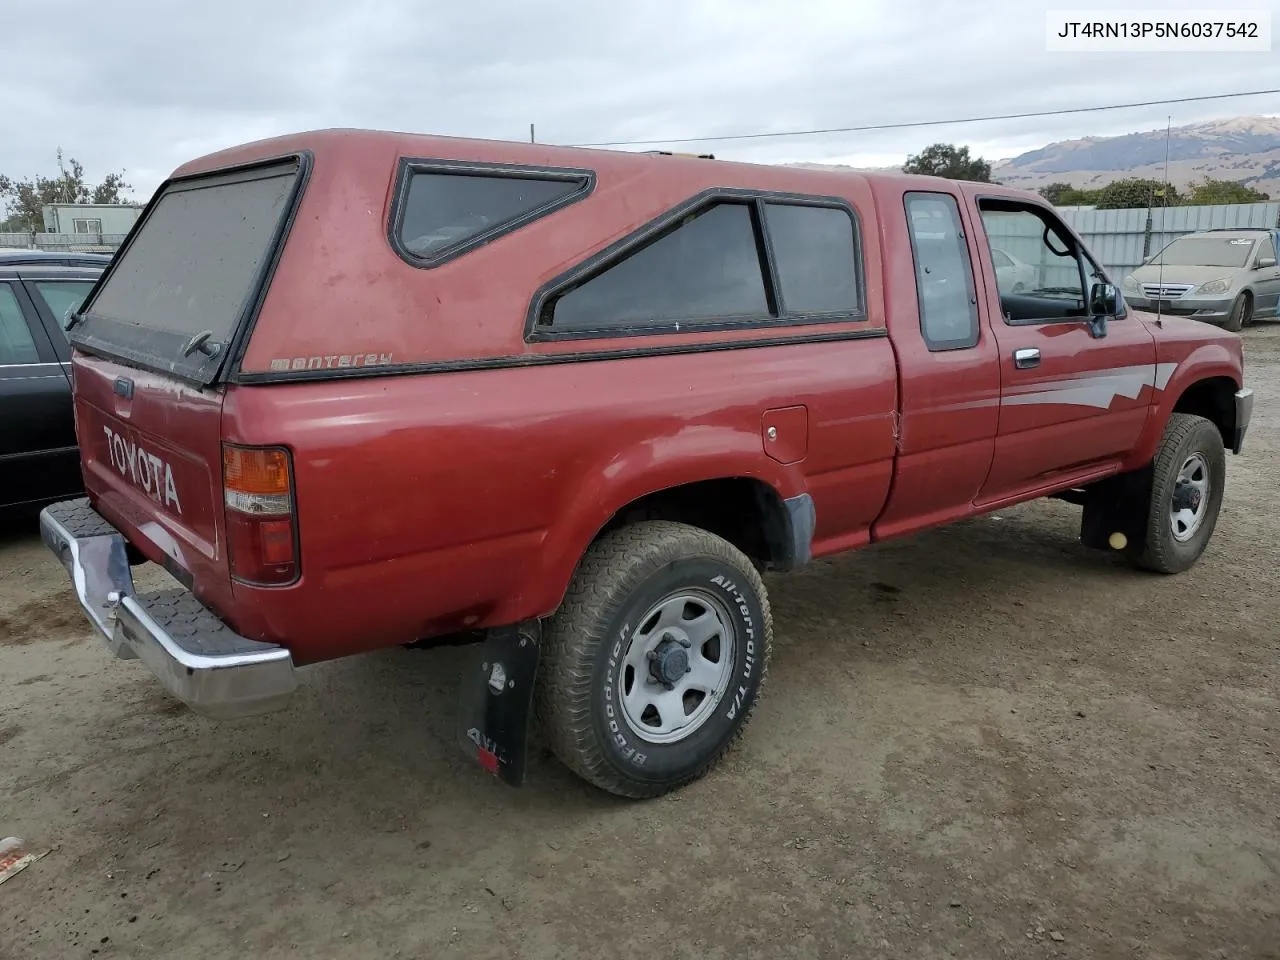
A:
[1131,413,1226,574]
[538,521,772,798]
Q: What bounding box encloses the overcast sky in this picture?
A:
[4,0,1279,201]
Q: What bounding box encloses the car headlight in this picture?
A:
[1198,278,1231,295]
[1122,275,1138,292]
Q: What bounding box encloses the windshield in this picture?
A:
[1150,236,1256,269]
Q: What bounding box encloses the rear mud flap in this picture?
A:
[456,622,541,787]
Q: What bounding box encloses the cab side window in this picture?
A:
[903,192,980,351]
[977,199,1114,324]
[0,283,41,365]
[1257,235,1277,265]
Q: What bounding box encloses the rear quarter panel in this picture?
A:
[223,336,896,664]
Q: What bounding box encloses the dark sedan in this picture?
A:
[0,250,110,511]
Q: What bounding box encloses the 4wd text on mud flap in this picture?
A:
[102,425,182,514]
[466,726,508,770]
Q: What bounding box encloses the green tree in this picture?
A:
[1094,177,1181,210]
[1038,182,1103,206]
[1184,177,1270,205]
[903,143,993,183]
[0,149,133,232]
[1038,182,1074,204]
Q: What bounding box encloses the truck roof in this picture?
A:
[169,127,1042,204]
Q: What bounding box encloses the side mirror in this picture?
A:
[1089,282,1118,315]
[1087,282,1116,339]
[1258,257,1277,269]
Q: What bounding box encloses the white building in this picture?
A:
[42,203,142,237]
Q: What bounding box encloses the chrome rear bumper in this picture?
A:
[39,498,296,719]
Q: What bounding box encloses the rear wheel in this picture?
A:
[1224,292,1252,332]
[538,521,772,798]
[1130,413,1226,574]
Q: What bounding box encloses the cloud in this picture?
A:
[3,0,1277,201]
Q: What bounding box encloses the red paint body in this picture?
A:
[69,130,1246,666]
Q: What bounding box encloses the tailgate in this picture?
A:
[64,155,307,592]
[74,354,225,583]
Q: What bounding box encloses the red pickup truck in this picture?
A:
[41,130,1252,798]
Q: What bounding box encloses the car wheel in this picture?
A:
[538,521,772,798]
[1129,413,1226,574]
[1224,292,1251,332]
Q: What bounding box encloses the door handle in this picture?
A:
[1013,347,1041,369]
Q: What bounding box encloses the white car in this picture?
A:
[991,247,1037,293]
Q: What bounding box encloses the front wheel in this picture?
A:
[538,521,772,798]
[1224,292,1252,332]
[1130,413,1226,574]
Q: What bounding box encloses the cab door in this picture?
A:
[962,192,1157,504]
[0,280,80,507]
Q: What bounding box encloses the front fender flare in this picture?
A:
[1121,346,1242,470]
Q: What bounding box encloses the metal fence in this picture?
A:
[1058,201,1280,281]
[0,232,127,254]
[970,200,1280,291]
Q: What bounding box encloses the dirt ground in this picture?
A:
[2,329,1278,960]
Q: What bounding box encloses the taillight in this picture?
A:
[223,444,298,586]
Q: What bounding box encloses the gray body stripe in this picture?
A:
[929,363,1181,413]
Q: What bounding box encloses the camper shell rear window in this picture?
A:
[71,156,307,386]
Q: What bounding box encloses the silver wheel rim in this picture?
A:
[1170,453,1210,543]
[616,589,737,745]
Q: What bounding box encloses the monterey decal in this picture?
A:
[268,353,395,372]
[102,425,182,514]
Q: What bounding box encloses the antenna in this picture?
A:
[1154,115,1172,327]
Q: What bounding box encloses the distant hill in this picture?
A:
[992,116,1280,197]
[786,116,1280,199]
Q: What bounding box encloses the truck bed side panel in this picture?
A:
[221,337,897,664]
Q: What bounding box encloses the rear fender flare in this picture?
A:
[518,427,805,620]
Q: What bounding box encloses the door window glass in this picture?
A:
[978,202,1092,323]
[30,280,95,339]
[0,284,41,364]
